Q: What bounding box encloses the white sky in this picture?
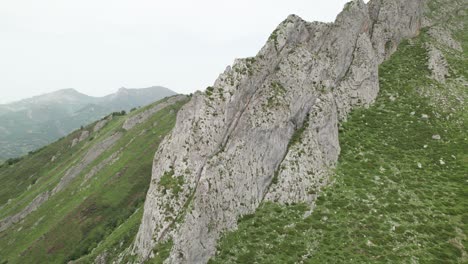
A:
[0,0,362,103]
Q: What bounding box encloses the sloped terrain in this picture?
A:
[131,0,431,263]
[0,0,465,263]
[0,95,188,264]
[0,86,176,160]
[210,17,467,263]
[132,0,466,263]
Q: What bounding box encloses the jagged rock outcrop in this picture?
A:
[427,44,449,82]
[93,116,111,133]
[367,0,424,63]
[133,0,425,263]
[71,130,91,147]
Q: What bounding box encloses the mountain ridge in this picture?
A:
[130,0,465,263]
[0,94,189,263]
[0,86,176,160]
[0,0,465,263]
[0,86,175,108]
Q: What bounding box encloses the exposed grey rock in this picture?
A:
[432,134,441,140]
[427,44,449,83]
[265,92,339,204]
[82,150,121,184]
[53,132,122,195]
[0,192,49,232]
[71,138,79,148]
[133,0,426,263]
[368,0,425,63]
[122,95,187,131]
[428,26,463,52]
[93,117,110,133]
[71,130,91,148]
[94,251,109,264]
[79,130,90,142]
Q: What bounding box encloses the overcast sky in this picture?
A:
[0,0,362,104]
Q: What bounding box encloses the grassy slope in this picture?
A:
[0,122,93,207]
[210,10,467,264]
[0,97,188,264]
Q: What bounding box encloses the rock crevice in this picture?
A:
[133,0,426,263]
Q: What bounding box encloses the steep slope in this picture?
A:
[0,95,188,264]
[0,86,176,160]
[132,0,465,263]
[210,2,467,262]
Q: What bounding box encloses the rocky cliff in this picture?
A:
[133,0,427,263]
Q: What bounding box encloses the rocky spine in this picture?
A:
[133,0,425,263]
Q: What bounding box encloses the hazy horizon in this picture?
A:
[1,0,364,104]
[0,86,174,105]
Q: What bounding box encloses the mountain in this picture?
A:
[132,0,466,263]
[0,95,188,263]
[0,0,466,263]
[0,86,176,160]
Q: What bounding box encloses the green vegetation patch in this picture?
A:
[0,98,188,264]
[265,81,287,109]
[209,202,311,264]
[158,169,185,197]
[147,239,174,264]
[210,28,467,264]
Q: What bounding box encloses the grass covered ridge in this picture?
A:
[0,96,188,264]
[210,17,467,264]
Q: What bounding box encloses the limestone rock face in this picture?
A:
[427,44,449,82]
[133,0,426,263]
[367,0,425,63]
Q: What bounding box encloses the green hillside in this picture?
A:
[0,95,188,264]
[0,1,466,263]
[209,4,467,264]
[0,87,176,160]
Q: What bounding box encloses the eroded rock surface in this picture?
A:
[428,26,463,52]
[52,132,122,195]
[93,116,111,133]
[427,44,449,82]
[0,192,49,232]
[133,0,426,263]
[71,130,91,147]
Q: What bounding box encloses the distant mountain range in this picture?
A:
[0,86,176,160]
